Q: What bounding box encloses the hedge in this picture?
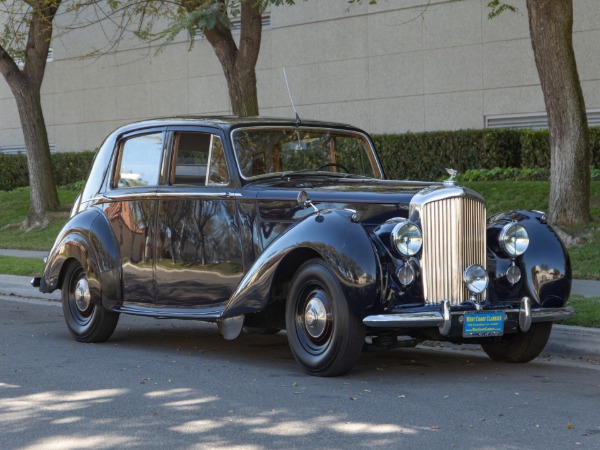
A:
[373,127,600,181]
[0,152,95,191]
[2,127,600,191]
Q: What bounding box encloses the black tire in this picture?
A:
[62,260,119,343]
[481,322,553,363]
[285,259,365,376]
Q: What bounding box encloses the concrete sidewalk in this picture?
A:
[1,273,598,361]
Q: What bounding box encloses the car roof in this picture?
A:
[113,116,367,136]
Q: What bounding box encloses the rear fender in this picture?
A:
[223,209,380,318]
[41,207,122,310]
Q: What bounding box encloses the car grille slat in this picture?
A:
[420,196,486,305]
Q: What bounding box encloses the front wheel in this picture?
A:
[62,260,119,343]
[481,322,552,363]
[286,259,365,377]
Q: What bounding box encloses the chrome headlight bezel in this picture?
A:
[499,222,529,257]
[390,220,422,257]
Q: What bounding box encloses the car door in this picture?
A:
[154,128,245,307]
[103,128,165,305]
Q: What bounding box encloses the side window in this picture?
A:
[172,132,229,186]
[114,133,163,188]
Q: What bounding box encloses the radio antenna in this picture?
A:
[283,67,301,127]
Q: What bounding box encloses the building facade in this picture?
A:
[1,0,600,153]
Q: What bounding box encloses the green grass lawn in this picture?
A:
[558,295,600,328]
[0,255,45,277]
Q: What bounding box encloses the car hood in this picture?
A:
[244,176,440,224]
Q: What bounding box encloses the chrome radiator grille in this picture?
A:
[420,196,487,305]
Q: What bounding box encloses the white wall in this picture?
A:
[1,0,599,152]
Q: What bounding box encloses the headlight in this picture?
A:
[499,223,529,257]
[463,264,489,294]
[391,220,422,257]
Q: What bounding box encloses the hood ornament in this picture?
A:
[444,168,458,186]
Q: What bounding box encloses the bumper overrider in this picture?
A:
[363,297,574,337]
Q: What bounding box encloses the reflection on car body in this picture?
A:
[35,117,573,376]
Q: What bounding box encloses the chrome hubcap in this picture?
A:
[74,278,91,312]
[304,296,327,339]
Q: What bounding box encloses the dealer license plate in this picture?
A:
[463,311,504,337]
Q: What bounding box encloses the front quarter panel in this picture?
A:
[223,209,380,318]
[487,210,571,307]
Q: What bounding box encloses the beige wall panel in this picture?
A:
[318,59,369,104]
[189,75,230,114]
[115,49,153,86]
[0,98,20,130]
[317,1,368,22]
[46,60,84,94]
[151,80,190,116]
[581,80,600,109]
[270,1,319,28]
[266,64,321,109]
[83,121,126,152]
[188,42,225,78]
[425,91,484,130]
[316,16,369,62]
[82,54,117,89]
[41,94,56,127]
[263,105,321,121]
[483,85,545,117]
[0,127,25,148]
[482,39,539,89]
[423,0,482,49]
[573,30,600,82]
[0,77,10,100]
[116,83,152,120]
[54,90,86,125]
[480,0,529,43]
[424,45,482,94]
[370,52,423,99]
[367,0,448,14]
[54,123,87,152]
[270,24,319,67]
[367,8,423,56]
[319,100,371,132]
[574,0,600,32]
[370,96,425,134]
[151,44,190,83]
[85,87,118,123]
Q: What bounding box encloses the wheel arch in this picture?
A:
[41,207,122,310]
[223,209,381,318]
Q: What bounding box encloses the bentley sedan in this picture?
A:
[34,117,574,376]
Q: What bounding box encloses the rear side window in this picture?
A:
[114,133,163,188]
[172,132,229,186]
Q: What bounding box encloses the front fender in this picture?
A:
[223,209,380,318]
[487,210,571,307]
[41,207,122,310]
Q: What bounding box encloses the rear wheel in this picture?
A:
[286,259,365,376]
[481,322,552,363]
[62,260,119,343]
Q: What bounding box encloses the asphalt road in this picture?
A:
[1,296,600,450]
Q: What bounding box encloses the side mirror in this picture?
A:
[297,190,319,213]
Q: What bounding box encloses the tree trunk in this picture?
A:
[13,82,59,229]
[526,0,591,228]
[201,0,262,116]
[0,0,61,229]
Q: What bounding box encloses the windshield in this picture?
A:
[232,127,382,180]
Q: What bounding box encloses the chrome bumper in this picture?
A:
[363,297,575,336]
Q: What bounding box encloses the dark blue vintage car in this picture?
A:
[35,117,573,376]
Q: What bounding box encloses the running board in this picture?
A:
[114,304,224,320]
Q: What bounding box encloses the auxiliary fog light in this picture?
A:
[397,262,416,286]
[506,264,522,285]
[463,264,489,295]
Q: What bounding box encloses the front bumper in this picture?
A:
[363,297,574,336]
